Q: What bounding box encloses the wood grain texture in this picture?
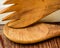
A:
[0,23,60,48]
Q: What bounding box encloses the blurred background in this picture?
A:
[0,0,60,24]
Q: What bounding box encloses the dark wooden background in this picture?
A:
[0,24,60,48]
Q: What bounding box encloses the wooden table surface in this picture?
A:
[0,24,60,48]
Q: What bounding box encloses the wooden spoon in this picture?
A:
[3,23,60,44]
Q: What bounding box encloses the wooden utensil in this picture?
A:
[0,25,60,48]
[1,0,60,28]
[3,23,60,44]
[0,0,60,44]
